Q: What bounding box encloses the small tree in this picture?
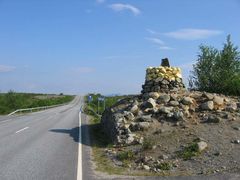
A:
[189,35,240,95]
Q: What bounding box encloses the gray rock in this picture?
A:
[169,100,179,106]
[201,101,214,110]
[130,122,150,131]
[138,122,150,131]
[233,126,240,131]
[159,154,168,160]
[129,122,138,131]
[237,102,240,108]
[155,77,163,82]
[148,92,160,99]
[197,141,208,151]
[143,165,150,171]
[136,115,152,122]
[139,137,144,144]
[158,94,171,103]
[231,139,240,144]
[213,96,224,105]
[173,111,184,121]
[144,98,156,108]
[225,103,238,112]
[166,112,174,118]
[170,94,178,101]
[207,115,221,123]
[161,80,169,85]
[124,111,135,121]
[152,145,157,150]
[130,105,139,114]
[114,160,123,166]
[132,100,139,106]
[180,104,190,111]
[126,134,135,144]
[203,92,214,100]
[182,97,194,105]
[159,106,174,114]
[114,116,126,123]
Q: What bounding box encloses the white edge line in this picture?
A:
[77,106,83,180]
[15,127,29,134]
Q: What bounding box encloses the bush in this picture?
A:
[117,150,135,161]
[177,142,200,160]
[189,35,240,96]
[156,162,172,170]
[142,138,155,150]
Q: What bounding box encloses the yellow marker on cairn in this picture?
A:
[146,66,182,81]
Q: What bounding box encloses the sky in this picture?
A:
[0,0,240,95]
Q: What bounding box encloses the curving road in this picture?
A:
[0,96,82,180]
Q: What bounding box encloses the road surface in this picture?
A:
[0,96,83,180]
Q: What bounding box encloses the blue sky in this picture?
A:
[0,0,239,95]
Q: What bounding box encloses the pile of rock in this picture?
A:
[101,59,240,146]
[142,65,185,94]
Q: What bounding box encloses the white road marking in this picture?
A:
[77,107,83,180]
[15,127,29,134]
[0,119,12,124]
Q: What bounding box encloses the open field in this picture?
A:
[0,91,74,115]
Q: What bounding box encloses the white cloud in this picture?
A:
[108,3,141,16]
[72,67,95,74]
[164,28,223,40]
[96,0,105,3]
[146,28,158,35]
[159,46,174,50]
[145,37,165,45]
[0,65,16,72]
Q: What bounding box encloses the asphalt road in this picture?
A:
[0,96,82,180]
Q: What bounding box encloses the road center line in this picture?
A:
[0,119,12,124]
[15,127,29,134]
[77,106,83,180]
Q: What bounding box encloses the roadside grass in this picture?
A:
[84,94,130,174]
[0,90,74,115]
[84,93,126,115]
[117,150,136,161]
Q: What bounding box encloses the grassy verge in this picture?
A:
[84,93,129,174]
[0,91,74,115]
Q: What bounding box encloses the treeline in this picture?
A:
[189,35,240,96]
[0,91,74,115]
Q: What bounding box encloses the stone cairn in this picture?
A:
[141,58,185,94]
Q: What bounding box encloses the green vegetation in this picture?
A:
[84,93,126,116]
[177,142,200,160]
[84,93,129,174]
[0,90,74,115]
[142,137,155,150]
[84,93,126,146]
[189,35,240,96]
[117,150,135,161]
[156,162,172,171]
